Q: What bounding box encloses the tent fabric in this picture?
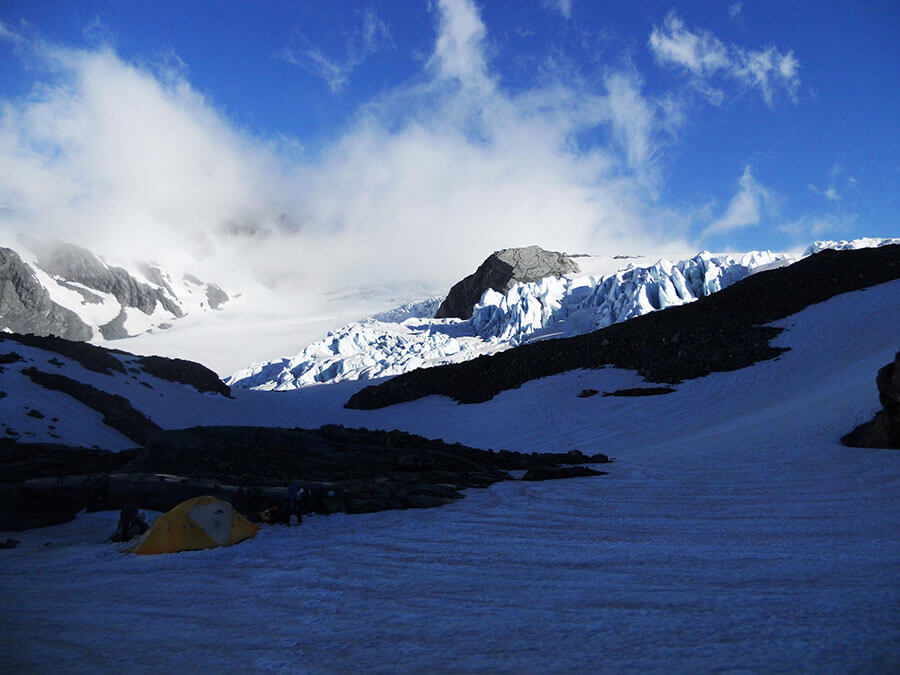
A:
[126,496,259,555]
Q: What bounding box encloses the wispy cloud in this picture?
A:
[809,163,855,202]
[542,0,573,20]
[279,7,393,93]
[649,11,800,107]
[0,20,25,45]
[728,3,743,21]
[82,16,116,45]
[702,166,772,237]
[778,212,857,241]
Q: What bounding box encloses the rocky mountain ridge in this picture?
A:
[0,240,229,341]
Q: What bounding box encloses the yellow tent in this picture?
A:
[126,495,259,555]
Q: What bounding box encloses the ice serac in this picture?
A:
[435,246,580,320]
[471,250,781,343]
[0,247,93,340]
[227,249,782,391]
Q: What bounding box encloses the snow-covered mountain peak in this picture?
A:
[0,239,231,343]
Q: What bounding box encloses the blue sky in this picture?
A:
[0,0,896,283]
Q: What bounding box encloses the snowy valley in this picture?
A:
[1,243,899,671]
[3,0,899,670]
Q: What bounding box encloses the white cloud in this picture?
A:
[542,0,573,20]
[735,47,800,105]
[280,8,393,93]
[728,3,743,21]
[429,0,492,92]
[648,13,730,78]
[0,0,690,294]
[0,46,279,269]
[702,166,771,237]
[605,73,657,176]
[649,11,800,107]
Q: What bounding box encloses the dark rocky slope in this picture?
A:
[22,367,161,445]
[0,332,228,393]
[348,245,900,409]
[435,245,579,319]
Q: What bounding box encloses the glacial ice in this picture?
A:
[228,239,899,391]
[228,250,785,390]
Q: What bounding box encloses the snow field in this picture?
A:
[1,280,899,670]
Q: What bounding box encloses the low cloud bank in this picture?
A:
[0,1,730,294]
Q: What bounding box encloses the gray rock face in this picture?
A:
[435,246,580,319]
[1,240,230,343]
[0,248,92,340]
[34,242,184,319]
[98,310,129,340]
[205,284,228,310]
[184,274,229,310]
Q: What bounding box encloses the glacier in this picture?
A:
[228,249,785,390]
[227,238,899,391]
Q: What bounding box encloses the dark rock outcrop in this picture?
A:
[842,350,900,449]
[0,426,611,529]
[205,284,229,310]
[98,309,130,340]
[435,246,580,320]
[0,332,229,394]
[348,245,900,409]
[135,355,230,396]
[0,332,126,374]
[184,273,229,310]
[0,247,93,340]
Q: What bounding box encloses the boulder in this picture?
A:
[435,246,580,320]
[843,350,900,449]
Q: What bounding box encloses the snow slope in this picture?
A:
[2,280,899,671]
